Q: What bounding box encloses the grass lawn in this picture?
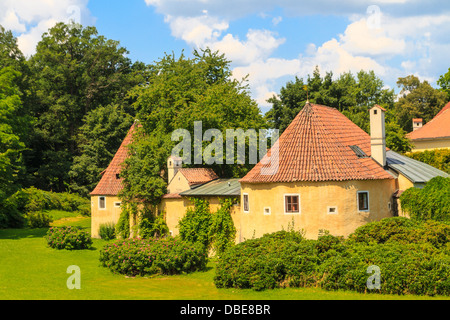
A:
[0,213,448,300]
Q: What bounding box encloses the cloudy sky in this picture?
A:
[2,0,449,111]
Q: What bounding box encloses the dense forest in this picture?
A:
[1,22,449,226]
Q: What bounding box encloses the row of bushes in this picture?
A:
[0,187,90,228]
[99,237,208,276]
[214,217,450,296]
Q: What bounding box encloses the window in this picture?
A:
[357,191,369,211]
[373,109,377,115]
[327,206,338,214]
[264,207,271,215]
[114,202,121,208]
[99,196,106,210]
[284,194,300,214]
[243,193,249,212]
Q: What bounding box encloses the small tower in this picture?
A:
[412,118,423,131]
[167,155,182,183]
[369,104,386,167]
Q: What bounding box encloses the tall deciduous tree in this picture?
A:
[395,75,448,132]
[120,49,266,208]
[27,22,143,192]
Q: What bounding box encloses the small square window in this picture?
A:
[264,207,271,215]
[373,109,377,115]
[357,191,369,211]
[114,202,121,208]
[327,206,338,214]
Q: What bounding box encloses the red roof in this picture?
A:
[240,103,393,183]
[90,123,137,195]
[178,168,218,186]
[407,102,450,140]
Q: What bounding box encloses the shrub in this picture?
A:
[214,219,450,295]
[99,222,116,240]
[405,148,450,174]
[400,176,450,222]
[45,226,93,250]
[178,198,212,249]
[26,211,53,228]
[99,236,208,276]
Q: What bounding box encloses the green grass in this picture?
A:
[0,213,448,300]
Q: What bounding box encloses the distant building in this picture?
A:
[407,102,450,151]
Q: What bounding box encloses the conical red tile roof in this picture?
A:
[90,123,137,195]
[240,103,393,183]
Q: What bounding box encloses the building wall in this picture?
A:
[166,171,190,194]
[239,179,396,240]
[159,196,240,239]
[90,195,123,238]
[411,138,450,152]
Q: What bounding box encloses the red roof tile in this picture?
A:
[407,102,450,140]
[178,168,218,186]
[90,123,137,195]
[240,103,393,183]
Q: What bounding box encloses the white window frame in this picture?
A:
[264,207,271,215]
[243,193,249,213]
[327,206,338,214]
[114,202,121,208]
[357,191,369,212]
[98,196,106,210]
[284,193,300,214]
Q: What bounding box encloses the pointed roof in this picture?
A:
[407,102,450,141]
[90,123,138,196]
[240,103,393,184]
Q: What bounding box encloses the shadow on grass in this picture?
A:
[0,227,49,239]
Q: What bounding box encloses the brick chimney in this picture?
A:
[412,118,423,131]
[369,105,386,167]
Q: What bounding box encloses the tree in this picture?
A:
[437,68,450,100]
[27,22,143,192]
[120,49,266,209]
[395,75,447,132]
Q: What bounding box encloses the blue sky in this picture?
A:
[2,0,450,111]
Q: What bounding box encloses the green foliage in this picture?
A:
[400,176,450,221]
[405,149,450,174]
[437,67,450,100]
[209,198,237,256]
[99,237,208,276]
[99,222,116,240]
[178,198,212,249]
[115,204,132,239]
[214,219,450,295]
[26,211,53,228]
[45,226,92,250]
[139,213,169,239]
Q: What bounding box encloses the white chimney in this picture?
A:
[369,105,386,167]
[412,118,423,131]
[167,155,182,183]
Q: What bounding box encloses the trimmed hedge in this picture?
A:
[45,226,93,250]
[99,237,208,277]
[214,218,450,296]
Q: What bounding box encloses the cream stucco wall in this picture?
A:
[90,196,123,238]
[166,171,190,194]
[159,196,240,239]
[411,138,450,152]
[239,179,396,240]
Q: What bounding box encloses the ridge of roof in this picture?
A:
[407,103,450,140]
[178,167,219,186]
[240,103,393,183]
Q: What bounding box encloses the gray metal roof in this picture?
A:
[386,150,449,184]
[179,178,241,197]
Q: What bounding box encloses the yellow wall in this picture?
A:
[396,173,414,191]
[90,196,123,238]
[411,138,450,152]
[166,171,190,194]
[159,196,240,239]
[239,179,396,240]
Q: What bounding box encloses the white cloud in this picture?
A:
[0,0,93,57]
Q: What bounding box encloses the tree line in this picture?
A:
[1,22,449,216]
